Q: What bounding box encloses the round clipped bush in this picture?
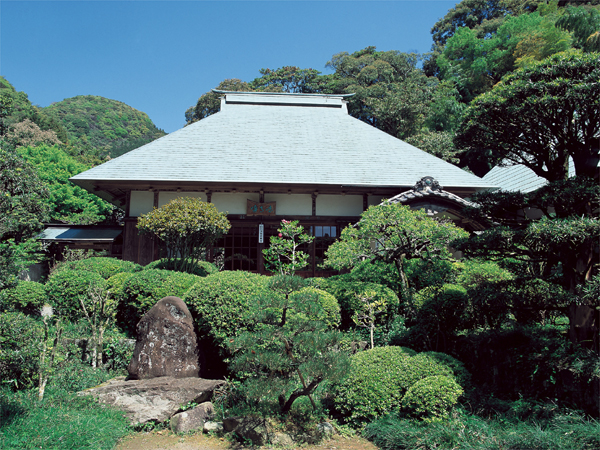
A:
[117,269,201,334]
[400,375,463,421]
[0,311,43,389]
[333,346,454,427]
[289,287,341,328]
[106,272,134,304]
[0,281,48,315]
[309,277,399,329]
[54,257,141,279]
[423,352,472,392]
[45,269,107,320]
[414,284,469,334]
[183,271,271,344]
[145,258,218,277]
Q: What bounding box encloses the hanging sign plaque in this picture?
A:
[247,199,276,216]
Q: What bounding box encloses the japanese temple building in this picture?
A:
[71,91,495,275]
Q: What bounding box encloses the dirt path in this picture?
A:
[114,430,379,450]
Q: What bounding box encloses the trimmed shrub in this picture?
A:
[423,352,472,392]
[413,284,469,333]
[455,259,514,289]
[333,346,454,427]
[54,257,140,279]
[0,312,42,389]
[144,258,218,277]
[404,258,460,291]
[45,269,107,320]
[183,271,271,344]
[106,272,134,304]
[289,287,341,328]
[400,375,463,421]
[183,271,272,377]
[117,269,200,334]
[308,277,399,329]
[0,281,47,315]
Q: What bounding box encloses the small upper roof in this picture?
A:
[71,91,495,193]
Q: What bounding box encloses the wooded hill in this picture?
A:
[0,77,165,165]
[44,95,166,161]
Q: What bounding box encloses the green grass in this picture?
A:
[0,361,130,450]
[363,408,600,450]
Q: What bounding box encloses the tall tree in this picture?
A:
[431,0,543,47]
[0,145,50,289]
[455,50,600,179]
[249,66,322,93]
[185,79,253,125]
[323,47,437,139]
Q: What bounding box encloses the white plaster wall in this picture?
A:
[158,191,207,208]
[129,191,155,217]
[212,193,260,214]
[316,195,363,216]
[264,194,312,216]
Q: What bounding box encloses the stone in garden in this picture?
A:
[170,401,215,433]
[127,296,202,379]
[223,417,271,446]
[203,421,224,433]
[78,376,224,424]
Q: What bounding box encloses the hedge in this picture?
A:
[45,269,107,320]
[54,257,140,280]
[0,281,48,315]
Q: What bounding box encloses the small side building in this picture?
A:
[71,91,495,275]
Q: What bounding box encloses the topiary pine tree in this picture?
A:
[228,275,350,414]
[262,219,314,275]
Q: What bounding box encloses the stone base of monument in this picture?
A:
[78,376,224,425]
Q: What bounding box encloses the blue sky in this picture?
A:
[1,1,459,133]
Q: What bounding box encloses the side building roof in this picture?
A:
[71,91,496,204]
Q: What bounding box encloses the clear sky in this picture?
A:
[1,0,459,134]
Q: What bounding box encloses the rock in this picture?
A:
[127,296,202,379]
[170,401,215,433]
[203,421,224,433]
[317,422,335,439]
[223,417,270,446]
[271,432,294,446]
[79,376,224,424]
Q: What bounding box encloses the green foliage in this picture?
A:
[17,144,116,224]
[0,145,49,289]
[249,66,322,93]
[437,8,571,104]
[455,259,514,289]
[137,197,230,273]
[409,284,470,351]
[405,130,461,164]
[400,375,463,421]
[55,256,140,279]
[116,269,200,334]
[333,347,454,427]
[144,257,217,277]
[0,312,42,389]
[44,269,107,320]
[404,258,460,292]
[289,287,341,329]
[556,5,600,52]
[430,0,544,46]
[324,47,436,140]
[228,275,350,414]
[309,277,399,330]
[348,259,401,292]
[0,280,47,315]
[185,78,253,124]
[105,271,134,305]
[325,202,468,300]
[0,385,130,450]
[183,271,271,344]
[262,219,314,275]
[364,408,600,450]
[422,352,473,392]
[43,95,166,160]
[456,50,600,180]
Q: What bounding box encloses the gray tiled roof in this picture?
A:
[71,92,494,190]
[482,159,576,193]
